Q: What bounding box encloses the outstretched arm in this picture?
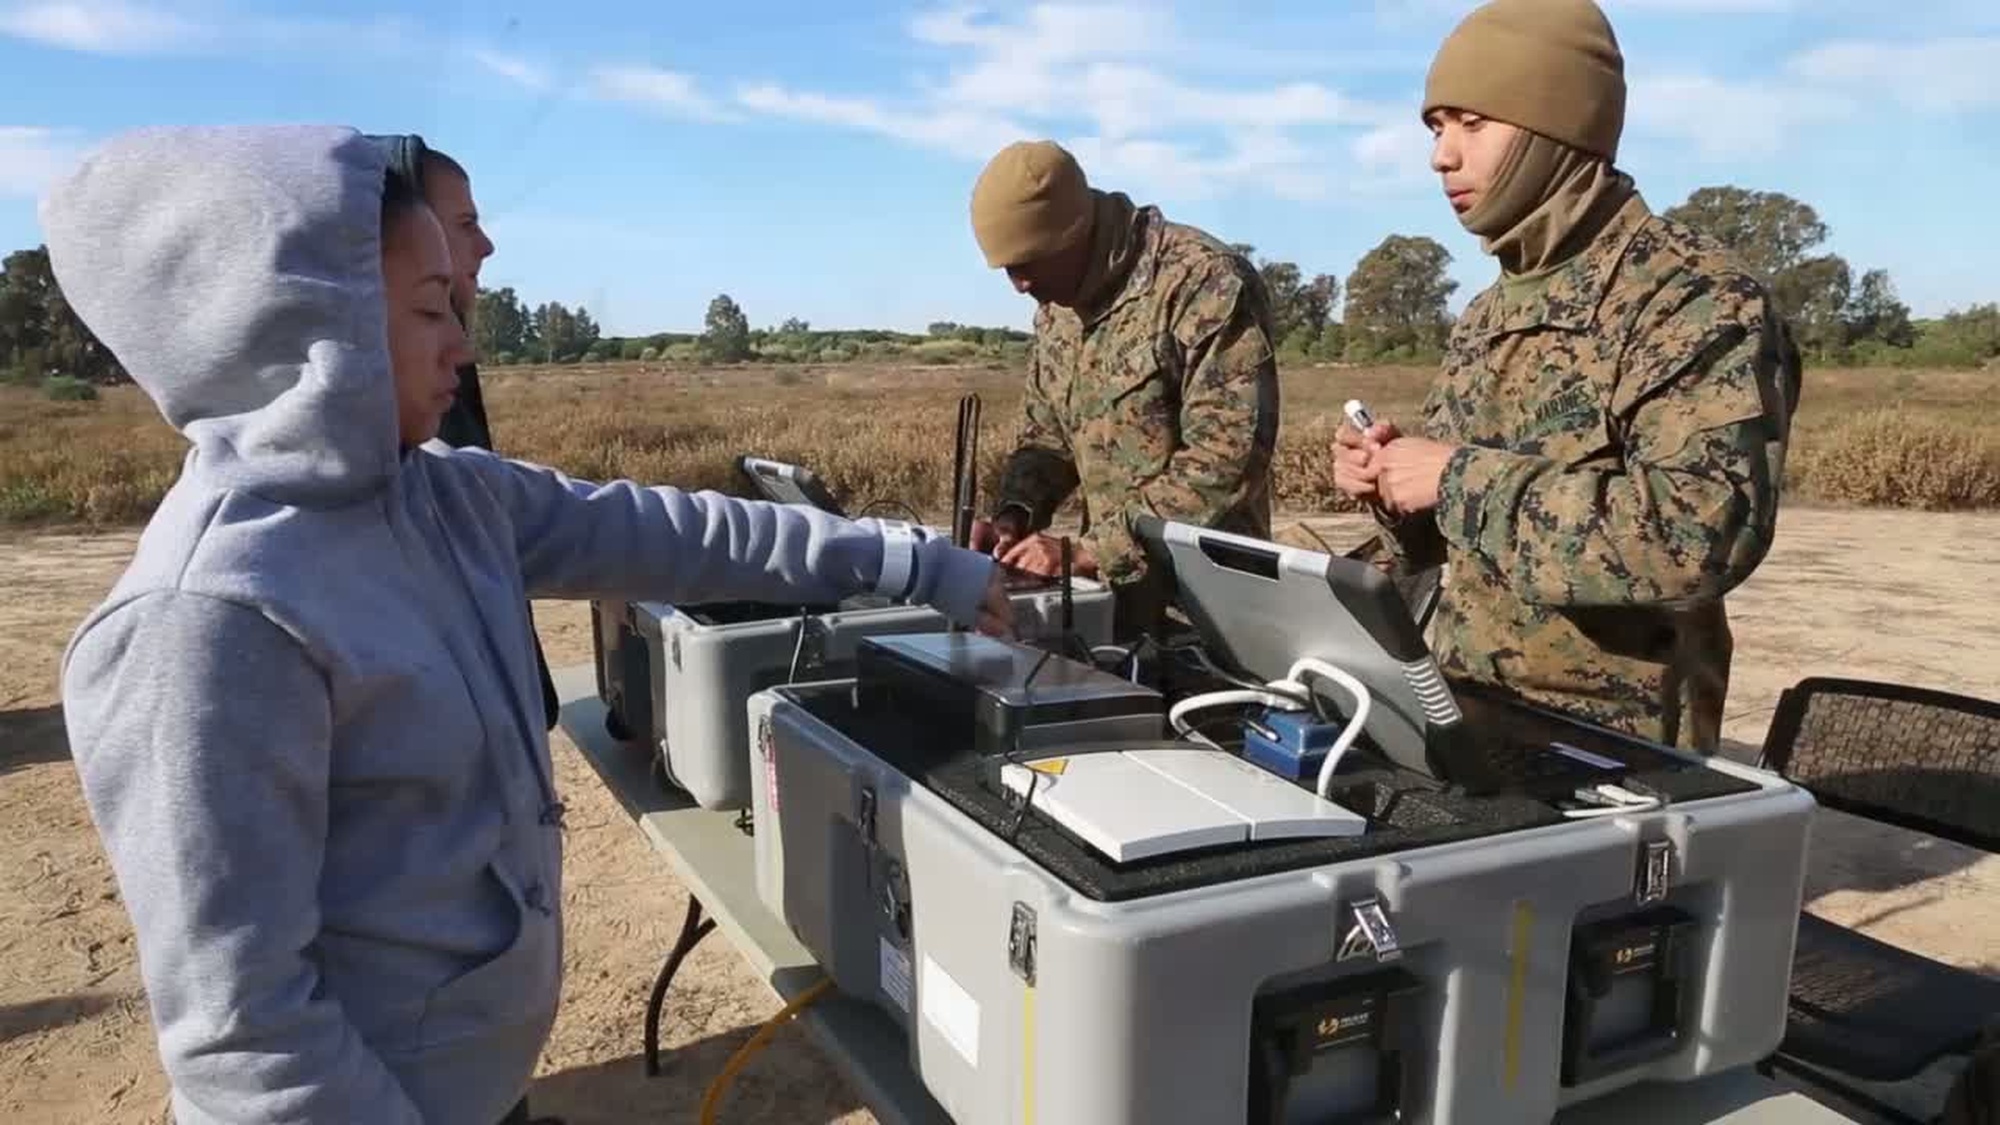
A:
[1432,274,1798,608]
[456,454,999,629]
[1085,269,1280,579]
[62,592,424,1124]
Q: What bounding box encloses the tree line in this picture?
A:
[6,185,1999,395]
[437,185,2000,374]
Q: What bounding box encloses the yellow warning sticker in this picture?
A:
[1027,758,1068,776]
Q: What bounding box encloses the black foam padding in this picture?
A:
[1446,680,1761,806]
[798,692,1558,903]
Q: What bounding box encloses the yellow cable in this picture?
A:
[699,977,836,1125]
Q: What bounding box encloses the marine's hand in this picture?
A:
[1333,417,1399,503]
[1336,417,1400,451]
[975,568,1015,638]
[1333,442,1382,503]
[1000,533,1098,580]
[969,510,1028,555]
[1374,437,1459,516]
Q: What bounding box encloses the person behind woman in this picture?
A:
[44,123,1010,1125]
[383,135,566,732]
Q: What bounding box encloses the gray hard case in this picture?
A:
[600,580,1116,810]
[750,682,1814,1125]
[745,517,1815,1124]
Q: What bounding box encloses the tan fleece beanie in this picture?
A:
[1422,0,1626,162]
[969,140,1094,269]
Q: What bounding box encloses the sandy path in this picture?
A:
[1,506,1994,1124]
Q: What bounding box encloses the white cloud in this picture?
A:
[589,65,734,122]
[1625,72,1856,159]
[0,126,84,199]
[736,83,1026,160]
[722,2,1420,205]
[0,1,493,79]
[470,48,551,93]
[1624,33,1997,160]
[1602,0,1798,10]
[0,0,196,53]
[1787,37,2000,112]
[1384,0,1799,17]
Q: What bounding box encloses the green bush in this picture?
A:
[44,375,97,402]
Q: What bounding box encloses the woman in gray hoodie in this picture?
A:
[42,123,1010,1125]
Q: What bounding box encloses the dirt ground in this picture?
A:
[1,506,1995,1124]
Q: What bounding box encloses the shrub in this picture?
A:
[44,375,97,402]
[1788,410,2000,510]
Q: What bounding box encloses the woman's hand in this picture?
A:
[975,568,1015,638]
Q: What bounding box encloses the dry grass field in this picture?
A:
[3,360,2000,528]
[1,360,1997,1123]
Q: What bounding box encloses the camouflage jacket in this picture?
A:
[1382,193,1802,752]
[996,204,1281,593]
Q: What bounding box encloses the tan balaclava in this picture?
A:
[970,140,1094,269]
[1423,0,1636,276]
[968,140,1144,315]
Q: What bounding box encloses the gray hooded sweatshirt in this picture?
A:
[41,123,994,1125]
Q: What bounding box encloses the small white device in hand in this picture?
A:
[1343,399,1375,432]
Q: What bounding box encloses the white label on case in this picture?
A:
[880,938,913,1014]
[920,954,980,1068]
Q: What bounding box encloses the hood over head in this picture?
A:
[39,124,412,507]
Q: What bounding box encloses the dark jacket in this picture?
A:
[439,361,562,731]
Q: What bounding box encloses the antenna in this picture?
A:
[951,393,981,548]
[1060,535,1074,638]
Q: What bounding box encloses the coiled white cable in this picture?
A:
[1169,689,1309,751]
[1285,659,1371,799]
[1164,655,1374,800]
[1092,644,1140,681]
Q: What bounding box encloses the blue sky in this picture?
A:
[2,0,1995,336]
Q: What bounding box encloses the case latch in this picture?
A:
[1637,839,1675,906]
[1339,896,1403,964]
[857,785,877,845]
[1008,902,1038,985]
[791,615,829,678]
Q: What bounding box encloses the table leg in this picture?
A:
[643,896,718,1077]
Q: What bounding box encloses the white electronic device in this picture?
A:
[998,746,1368,862]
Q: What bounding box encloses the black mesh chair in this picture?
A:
[1753,676,2000,1123]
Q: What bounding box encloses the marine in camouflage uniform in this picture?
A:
[965,140,1280,639]
[1347,0,1802,753]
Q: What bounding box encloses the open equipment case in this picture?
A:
[590,396,1117,810]
[746,515,1817,1125]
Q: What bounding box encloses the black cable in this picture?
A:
[1164,640,1324,720]
[857,498,926,524]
